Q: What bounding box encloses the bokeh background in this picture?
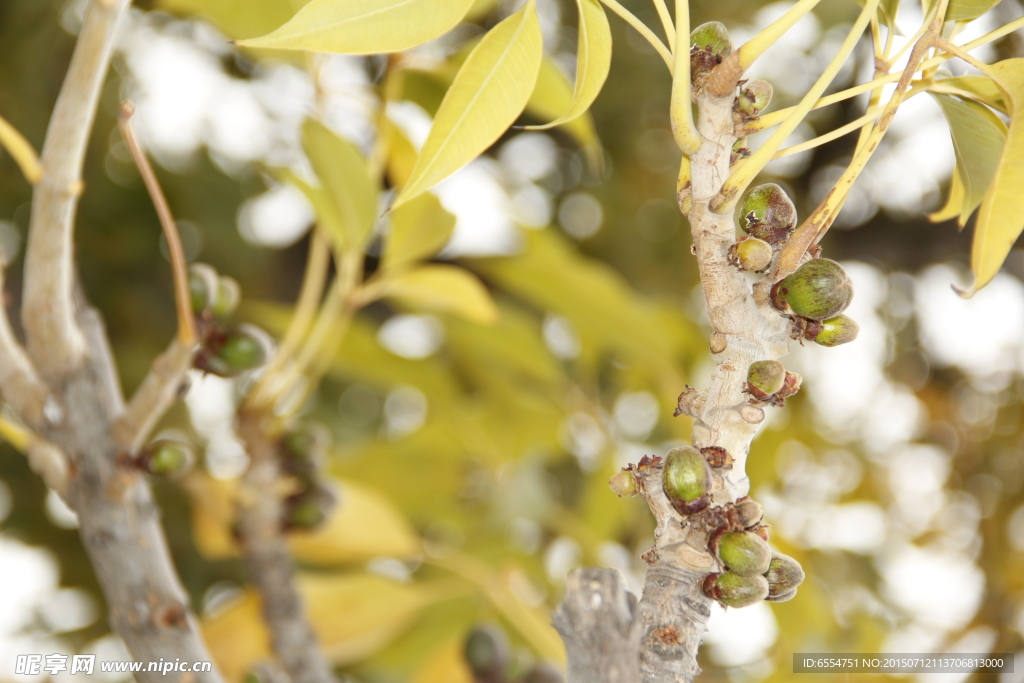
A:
[2,0,1024,681]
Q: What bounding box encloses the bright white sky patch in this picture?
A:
[704,601,779,668]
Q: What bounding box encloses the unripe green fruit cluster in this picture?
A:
[771,258,853,320]
[807,314,860,347]
[662,447,712,515]
[702,571,769,608]
[764,552,805,602]
[283,480,338,531]
[715,530,772,575]
[197,324,271,378]
[702,523,806,608]
[741,183,796,244]
[280,421,331,481]
[189,263,241,319]
[746,361,802,403]
[735,237,772,272]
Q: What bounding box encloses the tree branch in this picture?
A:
[23,0,132,379]
[236,408,339,683]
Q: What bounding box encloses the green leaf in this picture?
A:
[946,0,1002,21]
[931,75,1009,114]
[527,56,602,168]
[302,119,378,251]
[963,59,1024,295]
[524,0,611,130]
[383,193,457,270]
[393,0,543,208]
[380,265,499,324]
[159,0,306,42]
[931,94,1006,225]
[236,0,475,54]
[270,166,350,246]
[928,167,966,226]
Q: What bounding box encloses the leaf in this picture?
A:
[385,121,421,188]
[524,0,611,131]
[237,0,475,54]
[378,265,499,325]
[931,75,1009,114]
[931,94,1006,224]
[185,475,420,564]
[411,637,474,683]
[302,119,378,251]
[963,58,1024,295]
[159,0,307,42]
[928,167,966,226]
[393,0,542,208]
[527,56,602,169]
[382,193,457,270]
[270,167,348,246]
[946,0,1002,21]
[203,574,432,681]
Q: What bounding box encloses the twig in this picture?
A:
[112,339,196,453]
[0,413,68,496]
[118,101,197,346]
[0,113,42,183]
[236,408,339,683]
[22,0,134,378]
[599,0,674,71]
[0,256,50,428]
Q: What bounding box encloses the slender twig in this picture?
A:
[236,409,339,683]
[709,0,881,214]
[599,0,674,71]
[669,0,701,154]
[112,339,196,453]
[652,0,676,47]
[0,413,68,496]
[0,114,42,183]
[0,258,50,428]
[118,101,197,346]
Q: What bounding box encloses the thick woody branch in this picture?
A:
[23,0,131,378]
[236,409,339,683]
[0,260,50,428]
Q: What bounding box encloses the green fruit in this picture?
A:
[747,360,786,400]
[736,237,772,272]
[463,625,509,678]
[609,469,638,497]
[716,530,772,575]
[776,259,853,320]
[284,482,338,531]
[812,314,860,347]
[144,440,194,479]
[690,21,733,56]
[703,571,770,608]
[765,552,805,600]
[662,447,712,515]
[207,325,270,376]
[741,183,796,234]
[188,263,219,314]
[737,80,773,117]
[211,276,241,318]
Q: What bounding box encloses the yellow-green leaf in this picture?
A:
[928,168,966,226]
[947,0,1002,21]
[931,75,1009,114]
[964,58,1024,295]
[524,0,611,130]
[931,94,1006,224]
[302,119,378,251]
[237,0,475,54]
[393,0,543,208]
[379,265,499,325]
[203,574,432,681]
[383,193,456,270]
[411,638,474,683]
[159,0,307,42]
[270,167,348,247]
[528,56,602,169]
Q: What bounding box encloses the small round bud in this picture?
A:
[188,263,219,314]
[776,259,853,321]
[662,447,712,515]
[703,571,770,608]
[747,360,786,400]
[143,440,194,479]
[811,314,860,347]
[463,625,509,678]
[776,370,802,399]
[211,276,241,318]
[736,237,772,272]
[733,497,763,529]
[203,325,272,377]
[765,552,805,600]
[690,22,733,88]
[284,481,339,531]
[741,184,796,235]
[716,530,772,575]
[737,80,773,117]
[609,469,638,497]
